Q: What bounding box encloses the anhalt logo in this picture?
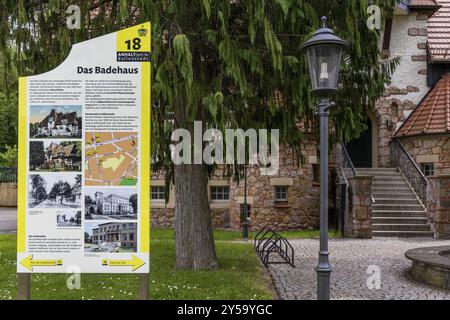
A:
[138,27,148,37]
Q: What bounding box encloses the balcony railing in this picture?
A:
[390,140,427,203]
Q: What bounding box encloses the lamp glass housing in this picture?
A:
[305,45,343,97]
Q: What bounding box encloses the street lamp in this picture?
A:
[242,164,249,240]
[300,16,349,300]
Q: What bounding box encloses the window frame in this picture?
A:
[210,185,230,202]
[150,185,166,201]
[420,162,435,177]
[274,185,288,202]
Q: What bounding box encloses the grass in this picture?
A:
[0,231,274,300]
[153,228,341,241]
[0,228,337,300]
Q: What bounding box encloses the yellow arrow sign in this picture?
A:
[102,255,145,272]
[20,255,63,271]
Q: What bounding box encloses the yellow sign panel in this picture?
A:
[117,22,151,53]
[17,23,151,273]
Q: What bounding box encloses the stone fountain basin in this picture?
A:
[405,246,450,291]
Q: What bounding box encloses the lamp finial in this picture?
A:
[321,16,327,28]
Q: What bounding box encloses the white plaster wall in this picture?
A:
[388,13,429,105]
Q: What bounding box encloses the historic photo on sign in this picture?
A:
[84,222,138,253]
[28,173,82,209]
[29,141,82,172]
[57,210,82,228]
[30,105,82,139]
[85,188,138,220]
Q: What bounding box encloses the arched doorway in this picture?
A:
[345,114,378,168]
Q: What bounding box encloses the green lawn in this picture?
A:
[153,228,341,241]
[0,228,337,300]
[0,231,275,300]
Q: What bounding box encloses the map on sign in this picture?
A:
[85,132,138,186]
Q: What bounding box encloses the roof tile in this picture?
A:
[409,0,440,7]
[396,74,450,137]
[428,0,450,62]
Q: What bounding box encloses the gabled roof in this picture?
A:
[47,143,76,158]
[428,0,450,62]
[395,74,450,137]
[39,110,78,127]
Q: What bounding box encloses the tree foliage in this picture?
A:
[29,141,45,169]
[0,1,399,167]
[0,0,151,153]
[0,145,18,167]
[0,0,400,270]
[148,0,399,181]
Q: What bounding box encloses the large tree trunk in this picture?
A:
[174,163,218,270]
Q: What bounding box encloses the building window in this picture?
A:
[130,233,134,241]
[275,186,288,202]
[210,186,230,201]
[151,186,165,200]
[312,164,320,183]
[420,163,435,177]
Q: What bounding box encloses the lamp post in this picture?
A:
[243,164,249,240]
[300,16,349,300]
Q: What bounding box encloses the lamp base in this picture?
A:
[311,88,338,97]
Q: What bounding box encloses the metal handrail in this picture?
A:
[341,143,357,176]
[395,140,427,181]
[390,140,428,203]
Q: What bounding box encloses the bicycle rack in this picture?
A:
[253,226,295,267]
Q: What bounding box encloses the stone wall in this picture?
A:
[387,12,429,106]
[427,175,450,239]
[374,11,430,167]
[400,135,450,175]
[347,175,373,238]
[150,207,229,229]
[230,141,321,231]
[150,139,322,231]
[150,168,233,229]
[375,97,417,167]
[0,182,17,207]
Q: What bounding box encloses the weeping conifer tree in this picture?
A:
[148,0,399,269]
[1,0,399,270]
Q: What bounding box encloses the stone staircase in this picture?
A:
[357,168,433,237]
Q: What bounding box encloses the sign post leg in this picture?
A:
[138,273,149,300]
[17,273,31,300]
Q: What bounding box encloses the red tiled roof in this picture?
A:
[409,0,441,8]
[428,0,450,62]
[396,74,450,137]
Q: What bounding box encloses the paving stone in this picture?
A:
[268,238,450,300]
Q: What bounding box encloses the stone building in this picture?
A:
[35,109,81,138]
[91,222,137,249]
[151,0,450,239]
[341,0,450,239]
[44,142,81,171]
[151,138,322,232]
[95,191,132,215]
